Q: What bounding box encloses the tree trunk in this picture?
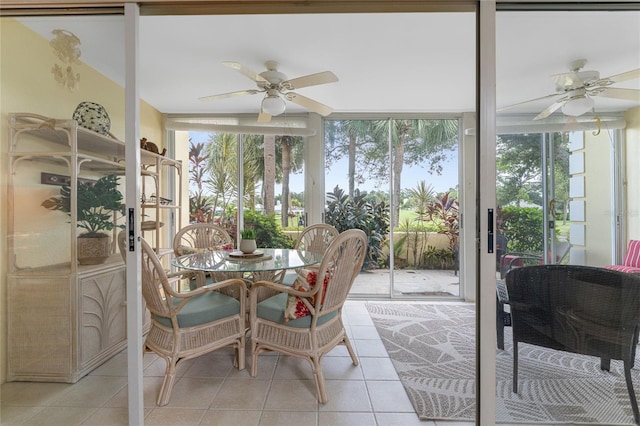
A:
[281,136,292,228]
[348,132,356,198]
[263,134,276,215]
[392,141,405,227]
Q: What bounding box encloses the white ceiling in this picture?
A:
[18,10,640,121]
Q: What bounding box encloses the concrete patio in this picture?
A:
[350,269,460,298]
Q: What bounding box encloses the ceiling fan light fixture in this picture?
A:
[561,95,594,117]
[261,94,286,116]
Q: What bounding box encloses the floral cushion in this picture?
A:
[284,269,331,322]
[176,242,234,256]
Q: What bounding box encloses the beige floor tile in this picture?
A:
[273,356,314,380]
[22,406,97,426]
[353,339,389,357]
[144,407,206,425]
[343,312,375,326]
[348,325,382,340]
[199,409,262,426]
[209,378,271,410]
[366,380,414,412]
[318,380,371,412]
[103,377,164,408]
[80,407,129,425]
[47,376,127,408]
[143,356,193,378]
[0,382,73,406]
[320,357,362,380]
[263,379,319,411]
[259,410,317,425]
[324,343,354,358]
[181,352,236,378]
[376,412,432,426]
[163,377,224,408]
[319,411,377,425]
[232,353,277,380]
[0,404,44,425]
[359,357,400,380]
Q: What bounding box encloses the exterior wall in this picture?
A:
[626,106,640,240]
[0,18,163,383]
[583,127,614,266]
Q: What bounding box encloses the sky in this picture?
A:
[189,131,458,195]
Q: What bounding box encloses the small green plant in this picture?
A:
[240,228,256,240]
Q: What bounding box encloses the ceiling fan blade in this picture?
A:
[534,99,566,120]
[222,61,268,83]
[595,87,640,102]
[603,68,640,84]
[498,92,562,112]
[285,92,333,116]
[198,89,260,101]
[282,71,338,90]
[257,111,272,123]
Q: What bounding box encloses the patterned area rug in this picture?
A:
[366,302,639,425]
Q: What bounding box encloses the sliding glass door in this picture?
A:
[496,7,640,424]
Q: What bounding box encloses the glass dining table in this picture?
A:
[171,248,323,283]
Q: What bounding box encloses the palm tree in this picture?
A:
[371,119,459,226]
[262,134,276,214]
[278,135,304,228]
[408,180,436,221]
[325,120,377,198]
[205,133,238,221]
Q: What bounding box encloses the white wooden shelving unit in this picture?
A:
[6,113,180,383]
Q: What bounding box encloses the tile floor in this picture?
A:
[0,301,475,426]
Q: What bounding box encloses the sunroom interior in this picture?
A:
[1,4,640,424]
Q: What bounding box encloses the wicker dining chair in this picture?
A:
[173,223,245,293]
[249,229,367,404]
[281,223,339,286]
[118,232,247,406]
[173,223,235,257]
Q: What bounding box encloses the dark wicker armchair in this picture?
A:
[506,265,640,424]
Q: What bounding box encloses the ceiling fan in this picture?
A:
[199,60,338,123]
[500,59,640,120]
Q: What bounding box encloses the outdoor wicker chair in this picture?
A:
[118,232,247,406]
[506,264,640,424]
[249,229,367,404]
[604,239,640,274]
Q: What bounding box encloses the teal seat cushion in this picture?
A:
[154,291,240,328]
[257,292,337,328]
[281,272,297,286]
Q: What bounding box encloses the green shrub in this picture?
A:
[243,210,294,248]
[499,206,544,253]
[325,186,389,269]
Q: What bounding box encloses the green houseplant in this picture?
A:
[239,228,257,254]
[42,174,125,265]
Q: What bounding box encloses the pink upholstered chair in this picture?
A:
[605,240,640,274]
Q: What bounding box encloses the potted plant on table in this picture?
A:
[42,174,125,265]
[239,228,257,254]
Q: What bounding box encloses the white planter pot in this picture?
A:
[239,239,257,254]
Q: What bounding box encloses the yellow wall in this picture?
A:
[0,18,163,383]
